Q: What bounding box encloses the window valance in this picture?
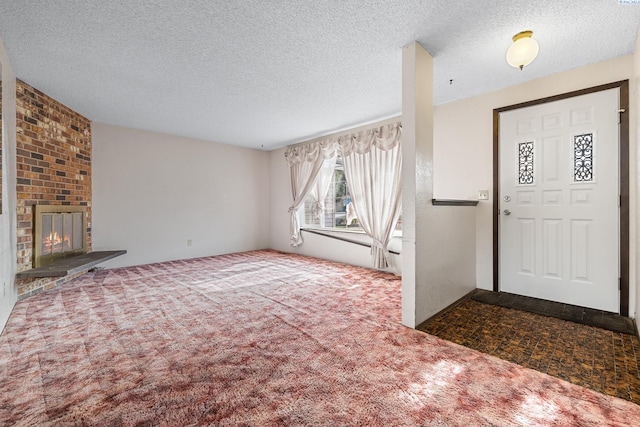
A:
[284,138,338,167]
[284,122,402,161]
[338,122,402,156]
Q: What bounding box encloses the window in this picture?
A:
[303,158,361,230]
[303,158,402,232]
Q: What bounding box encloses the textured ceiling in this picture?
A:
[0,1,638,150]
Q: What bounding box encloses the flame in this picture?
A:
[42,231,72,255]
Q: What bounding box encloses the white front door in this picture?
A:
[499,88,620,313]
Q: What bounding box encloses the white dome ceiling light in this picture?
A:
[506,30,539,70]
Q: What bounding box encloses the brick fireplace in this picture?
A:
[33,205,88,268]
[15,80,92,297]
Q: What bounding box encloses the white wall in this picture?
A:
[92,123,270,268]
[634,28,640,329]
[414,205,476,325]
[0,37,17,333]
[434,55,637,316]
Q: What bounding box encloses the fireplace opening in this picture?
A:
[33,205,87,268]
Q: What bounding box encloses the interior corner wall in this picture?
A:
[0,36,18,333]
[434,54,637,316]
[91,122,270,268]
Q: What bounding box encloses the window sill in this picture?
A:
[301,226,402,238]
[300,228,401,255]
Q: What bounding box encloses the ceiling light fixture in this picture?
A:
[506,30,539,70]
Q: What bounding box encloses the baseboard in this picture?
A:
[415,289,477,331]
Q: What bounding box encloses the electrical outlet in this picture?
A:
[478,190,489,200]
[187,239,192,247]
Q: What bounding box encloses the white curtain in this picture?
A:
[339,123,402,269]
[285,139,337,246]
[307,154,338,221]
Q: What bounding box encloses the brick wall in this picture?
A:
[15,80,92,275]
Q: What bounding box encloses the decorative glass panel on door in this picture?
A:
[518,141,534,185]
[574,133,594,182]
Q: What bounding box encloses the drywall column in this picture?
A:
[401,42,433,327]
[402,42,477,328]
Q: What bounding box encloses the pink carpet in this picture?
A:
[0,250,638,426]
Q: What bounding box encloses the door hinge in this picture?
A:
[618,108,626,124]
[619,278,622,290]
[619,195,622,207]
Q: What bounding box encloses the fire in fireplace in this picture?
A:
[33,205,87,267]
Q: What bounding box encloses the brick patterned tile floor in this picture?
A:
[418,299,640,405]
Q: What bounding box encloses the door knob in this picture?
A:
[503,209,511,216]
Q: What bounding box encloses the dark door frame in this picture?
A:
[492,80,630,316]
